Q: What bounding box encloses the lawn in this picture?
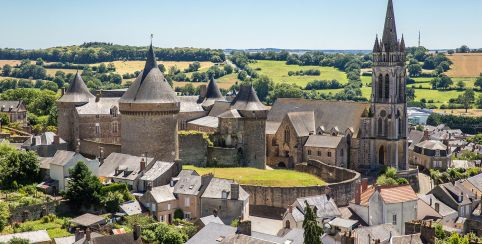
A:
[1,217,71,239]
[249,60,348,87]
[182,165,326,187]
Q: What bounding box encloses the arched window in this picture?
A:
[110,106,118,117]
[112,121,118,134]
[284,129,290,143]
[378,118,383,136]
[384,118,389,137]
[384,74,390,99]
[378,74,383,100]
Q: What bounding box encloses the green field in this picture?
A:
[182,165,326,187]
[249,60,348,87]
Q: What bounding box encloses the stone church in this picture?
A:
[266,0,408,172]
[58,0,408,173]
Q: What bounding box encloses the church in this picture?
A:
[57,0,409,173]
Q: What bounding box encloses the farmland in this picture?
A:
[445,53,482,78]
[95,60,215,75]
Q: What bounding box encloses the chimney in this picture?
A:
[146,182,153,191]
[99,147,104,165]
[74,228,84,242]
[199,85,207,99]
[422,129,430,141]
[53,135,60,144]
[374,239,381,244]
[429,197,432,206]
[31,136,37,146]
[237,220,251,236]
[213,209,218,217]
[75,139,80,153]
[95,90,101,102]
[361,178,368,192]
[288,205,293,213]
[434,202,440,213]
[355,182,361,205]
[231,183,239,200]
[459,192,464,202]
[134,225,141,241]
[85,228,91,241]
[140,157,146,172]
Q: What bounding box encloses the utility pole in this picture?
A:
[418,30,421,47]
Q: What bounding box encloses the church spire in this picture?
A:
[400,34,405,52]
[373,35,380,52]
[382,0,398,52]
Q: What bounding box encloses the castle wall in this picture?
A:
[207,147,238,167]
[242,160,360,208]
[79,138,121,158]
[178,133,208,166]
[57,103,76,149]
[242,119,266,169]
[77,114,120,140]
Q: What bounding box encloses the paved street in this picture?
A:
[418,172,433,194]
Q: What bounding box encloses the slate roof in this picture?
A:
[328,217,358,229]
[202,78,226,109]
[173,172,202,195]
[47,150,99,167]
[437,182,475,206]
[0,230,51,243]
[119,200,145,216]
[187,116,219,129]
[202,178,249,200]
[287,111,315,137]
[293,194,341,221]
[148,185,176,203]
[119,44,178,104]
[76,97,120,115]
[178,96,204,112]
[199,215,224,226]
[390,233,423,244]
[0,100,26,112]
[70,213,105,227]
[408,130,424,149]
[98,153,154,181]
[415,140,447,151]
[208,101,232,117]
[186,223,303,244]
[230,85,266,112]
[353,224,400,244]
[267,99,369,138]
[467,174,482,192]
[89,232,142,244]
[22,132,66,147]
[218,109,241,118]
[58,72,95,103]
[417,194,457,217]
[139,161,175,181]
[304,135,342,148]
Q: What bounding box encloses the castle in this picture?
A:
[57,0,408,173]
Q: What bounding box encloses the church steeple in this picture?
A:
[373,35,380,52]
[382,0,398,52]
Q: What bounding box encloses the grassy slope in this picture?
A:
[249,60,348,87]
[182,165,326,187]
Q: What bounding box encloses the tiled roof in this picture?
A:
[379,185,417,204]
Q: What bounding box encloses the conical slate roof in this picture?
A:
[230,84,266,111]
[58,72,95,103]
[382,0,398,52]
[202,78,226,109]
[119,44,178,105]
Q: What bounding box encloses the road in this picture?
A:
[418,172,433,194]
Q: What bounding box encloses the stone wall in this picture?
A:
[179,133,208,166]
[396,168,420,192]
[242,160,360,208]
[80,139,121,158]
[9,202,57,223]
[208,147,238,167]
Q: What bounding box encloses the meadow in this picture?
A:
[248,60,348,87]
[445,53,482,78]
[182,165,326,187]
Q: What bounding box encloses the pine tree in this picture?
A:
[65,161,102,210]
[302,200,323,244]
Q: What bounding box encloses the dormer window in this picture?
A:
[221,190,229,199]
[110,106,118,117]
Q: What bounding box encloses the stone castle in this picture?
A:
[57,0,409,173]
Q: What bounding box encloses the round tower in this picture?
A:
[57,72,95,149]
[119,44,180,161]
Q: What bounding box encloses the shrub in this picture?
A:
[174,209,184,220]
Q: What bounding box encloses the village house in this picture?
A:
[282,194,341,229]
[349,182,418,234]
[0,100,27,126]
[429,181,480,218]
[172,170,209,221]
[22,132,68,157]
[410,139,451,170]
[417,194,458,226]
[139,185,177,223]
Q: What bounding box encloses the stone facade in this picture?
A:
[178,133,208,166]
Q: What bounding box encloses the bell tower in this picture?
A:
[370,0,408,170]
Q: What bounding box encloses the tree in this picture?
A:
[102,191,124,213]
[0,113,9,125]
[456,45,470,53]
[2,64,12,76]
[0,201,10,231]
[457,89,475,112]
[7,237,30,244]
[302,200,322,244]
[174,208,184,220]
[474,76,482,90]
[252,75,273,102]
[456,80,465,90]
[434,224,446,240]
[97,63,107,73]
[406,87,415,101]
[40,81,59,92]
[407,63,422,77]
[237,70,248,81]
[65,161,102,210]
[35,58,44,66]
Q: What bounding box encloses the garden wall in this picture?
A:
[9,201,57,223]
[242,160,360,208]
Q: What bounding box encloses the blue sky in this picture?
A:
[1,0,481,50]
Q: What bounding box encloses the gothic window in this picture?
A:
[384,118,389,137]
[112,121,118,134]
[95,123,100,135]
[384,74,390,99]
[378,117,383,136]
[308,150,312,156]
[398,117,402,137]
[378,74,383,100]
[284,129,290,143]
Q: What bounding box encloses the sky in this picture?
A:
[1,0,481,50]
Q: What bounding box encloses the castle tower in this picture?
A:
[201,77,226,110]
[370,0,408,170]
[119,44,180,161]
[231,84,268,169]
[57,72,95,149]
